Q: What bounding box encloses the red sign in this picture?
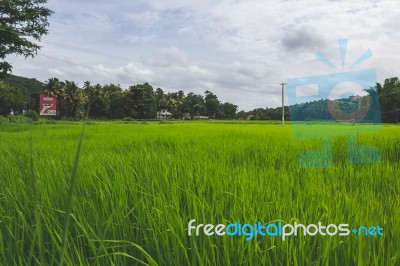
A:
[39,94,57,116]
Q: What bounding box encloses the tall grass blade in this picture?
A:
[29,122,45,265]
[59,105,90,266]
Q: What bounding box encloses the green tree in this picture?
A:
[63,80,84,118]
[1,74,43,93]
[103,84,124,119]
[379,78,400,122]
[154,88,183,116]
[43,78,85,118]
[168,90,185,117]
[0,81,27,115]
[218,102,237,119]
[204,90,220,118]
[155,88,166,110]
[126,83,155,119]
[84,82,110,118]
[0,0,53,77]
[182,92,206,116]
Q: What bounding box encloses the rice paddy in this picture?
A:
[0,121,399,265]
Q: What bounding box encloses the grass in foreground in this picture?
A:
[0,122,399,265]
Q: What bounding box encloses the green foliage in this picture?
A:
[126,83,156,119]
[0,114,31,124]
[0,115,9,124]
[0,81,28,115]
[24,109,39,121]
[42,78,86,118]
[375,78,400,123]
[246,107,289,120]
[1,74,43,93]
[9,115,32,123]
[218,102,238,119]
[205,90,220,117]
[84,82,111,118]
[0,0,53,77]
[182,92,206,116]
[0,122,398,265]
[4,73,397,122]
[1,74,240,120]
[240,79,399,123]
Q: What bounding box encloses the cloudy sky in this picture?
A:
[6,0,400,110]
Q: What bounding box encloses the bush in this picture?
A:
[0,116,9,124]
[122,117,135,122]
[9,115,31,124]
[24,110,39,121]
[0,115,31,124]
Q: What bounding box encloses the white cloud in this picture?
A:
[6,0,400,110]
[47,68,65,76]
[125,11,161,29]
[123,34,155,43]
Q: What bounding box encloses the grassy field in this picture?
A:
[0,121,399,265]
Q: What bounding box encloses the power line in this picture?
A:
[42,40,189,72]
[37,53,176,90]
[40,39,281,85]
[2,27,280,83]
[39,52,281,96]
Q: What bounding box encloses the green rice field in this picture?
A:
[0,121,399,265]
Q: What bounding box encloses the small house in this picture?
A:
[157,109,173,119]
[182,112,191,120]
[193,115,209,120]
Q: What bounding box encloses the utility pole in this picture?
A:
[280,82,286,126]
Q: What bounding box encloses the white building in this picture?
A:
[157,109,173,119]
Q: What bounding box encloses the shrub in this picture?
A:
[9,115,31,124]
[24,110,39,121]
[0,116,9,124]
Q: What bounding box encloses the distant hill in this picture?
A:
[0,74,44,94]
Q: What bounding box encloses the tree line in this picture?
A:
[373,77,400,123]
[1,75,400,122]
[0,76,238,119]
[238,77,400,123]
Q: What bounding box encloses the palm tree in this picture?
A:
[42,78,66,116]
[43,78,63,97]
[64,80,84,118]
